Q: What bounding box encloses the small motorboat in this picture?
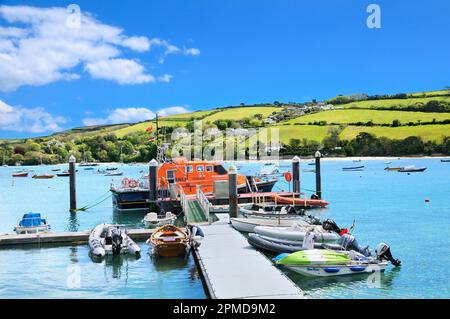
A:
[14,212,50,234]
[441,159,450,163]
[147,224,189,257]
[398,165,427,173]
[106,167,118,171]
[274,243,400,277]
[56,171,70,177]
[143,212,176,228]
[384,166,401,171]
[51,168,61,172]
[12,171,28,177]
[342,165,365,171]
[32,174,55,179]
[302,168,315,173]
[230,217,311,233]
[384,161,392,165]
[89,224,141,258]
[104,171,123,176]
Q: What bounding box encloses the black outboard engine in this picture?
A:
[311,193,319,200]
[322,219,341,233]
[110,228,123,255]
[377,243,401,267]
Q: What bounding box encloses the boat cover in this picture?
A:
[19,213,45,227]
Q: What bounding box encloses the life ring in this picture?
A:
[130,179,139,188]
[121,178,130,188]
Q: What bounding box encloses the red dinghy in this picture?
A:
[271,194,329,208]
[12,172,28,177]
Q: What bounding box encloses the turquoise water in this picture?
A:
[1,158,449,298]
[0,164,205,299]
[237,158,450,298]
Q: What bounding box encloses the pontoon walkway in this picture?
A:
[193,214,305,299]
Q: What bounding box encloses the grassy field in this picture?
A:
[339,96,450,109]
[286,109,450,125]
[340,125,449,142]
[114,120,188,138]
[162,109,218,120]
[269,125,333,143]
[410,89,450,97]
[202,106,281,122]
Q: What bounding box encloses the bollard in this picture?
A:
[315,151,322,199]
[292,156,300,194]
[149,159,158,202]
[69,155,77,212]
[228,166,238,218]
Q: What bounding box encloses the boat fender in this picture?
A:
[323,267,340,273]
[350,266,366,272]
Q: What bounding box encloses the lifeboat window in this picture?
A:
[167,170,175,184]
[197,165,204,172]
[206,165,213,172]
[186,165,193,173]
[214,165,228,175]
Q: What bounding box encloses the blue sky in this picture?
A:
[1,0,449,138]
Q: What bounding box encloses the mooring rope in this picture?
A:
[74,190,112,212]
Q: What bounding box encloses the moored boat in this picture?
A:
[398,165,427,173]
[271,194,329,208]
[32,174,55,179]
[230,217,311,233]
[342,165,365,171]
[254,224,340,243]
[88,224,141,258]
[12,171,28,177]
[56,171,70,177]
[441,159,450,163]
[147,224,189,257]
[14,212,50,234]
[104,171,123,176]
[384,166,401,171]
[143,212,176,228]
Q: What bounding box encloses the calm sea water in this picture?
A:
[1,158,449,298]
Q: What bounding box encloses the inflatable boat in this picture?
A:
[271,194,329,208]
[248,233,325,253]
[254,224,340,243]
[230,217,311,233]
[89,224,141,258]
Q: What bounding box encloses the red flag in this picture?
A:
[145,125,153,132]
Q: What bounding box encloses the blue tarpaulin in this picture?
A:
[19,213,46,227]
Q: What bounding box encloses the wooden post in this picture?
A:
[149,159,158,202]
[315,151,322,199]
[228,166,238,218]
[69,155,77,212]
[292,155,300,195]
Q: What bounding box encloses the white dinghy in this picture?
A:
[89,224,141,258]
[142,212,176,228]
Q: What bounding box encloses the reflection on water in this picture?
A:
[67,213,80,232]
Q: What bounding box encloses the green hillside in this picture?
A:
[340,96,450,110]
[287,109,450,125]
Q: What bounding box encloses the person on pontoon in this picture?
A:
[187,224,205,248]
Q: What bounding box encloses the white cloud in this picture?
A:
[85,59,155,84]
[0,99,66,133]
[158,74,172,83]
[0,5,199,91]
[83,106,189,126]
[184,47,200,56]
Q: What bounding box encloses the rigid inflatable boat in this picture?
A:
[254,224,340,243]
[89,224,141,258]
[230,217,311,233]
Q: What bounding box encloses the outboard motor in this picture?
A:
[377,243,401,267]
[322,219,341,233]
[110,227,123,255]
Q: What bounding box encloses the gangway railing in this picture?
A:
[196,185,211,223]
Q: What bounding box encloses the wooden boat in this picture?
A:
[342,165,365,171]
[384,166,401,171]
[12,171,28,177]
[398,166,427,173]
[148,224,189,257]
[32,174,55,179]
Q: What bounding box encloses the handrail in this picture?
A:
[196,185,211,223]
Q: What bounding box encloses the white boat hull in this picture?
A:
[285,261,388,277]
[254,225,339,243]
[14,225,49,234]
[230,217,310,233]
